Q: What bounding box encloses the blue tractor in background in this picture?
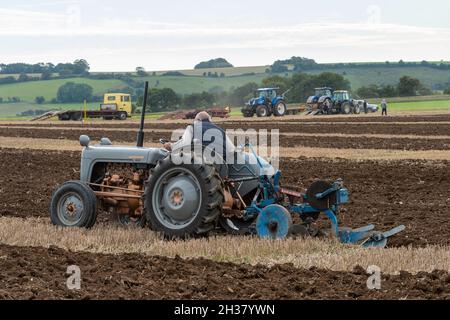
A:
[241,88,289,117]
[306,87,362,115]
[305,87,334,115]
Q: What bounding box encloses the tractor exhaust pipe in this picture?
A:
[136,81,149,148]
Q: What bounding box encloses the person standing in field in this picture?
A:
[381,99,388,116]
[363,100,368,114]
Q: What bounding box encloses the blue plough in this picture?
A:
[237,145,405,248]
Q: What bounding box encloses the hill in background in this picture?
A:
[194,58,234,69]
[1,57,450,119]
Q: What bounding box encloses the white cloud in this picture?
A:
[0,7,449,45]
[1,5,449,70]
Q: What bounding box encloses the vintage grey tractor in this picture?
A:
[49,82,404,247]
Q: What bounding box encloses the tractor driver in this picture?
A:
[163,111,235,163]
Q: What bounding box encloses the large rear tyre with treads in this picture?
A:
[273,102,287,117]
[49,181,97,228]
[144,154,223,239]
[341,102,351,115]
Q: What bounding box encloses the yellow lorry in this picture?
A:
[56,93,132,121]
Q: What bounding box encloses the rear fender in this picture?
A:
[306,96,318,104]
[272,97,284,106]
[317,96,330,104]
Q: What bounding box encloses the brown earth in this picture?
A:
[1,114,449,301]
[3,113,450,128]
[2,115,450,135]
[0,244,448,300]
[219,122,450,136]
[1,127,449,151]
[5,121,450,136]
[0,148,448,247]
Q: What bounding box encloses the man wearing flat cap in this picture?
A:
[164,111,234,163]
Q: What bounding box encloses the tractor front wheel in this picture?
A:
[50,181,97,228]
[145,155,223,239]
[256,105,269,117]
[242,110,254,117]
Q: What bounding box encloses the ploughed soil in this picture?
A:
[1,148,449,247]
[1,127,450,151]
[0,244,448,300]
[3,113,450,128]
[221,122,450,136]
[1,113,450,136]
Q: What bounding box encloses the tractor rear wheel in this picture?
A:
[273,102,287,117]
[341,102,351,115]
[144,154,223,239]
[50,181,97,228]
[256,105,269,117]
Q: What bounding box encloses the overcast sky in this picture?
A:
[1,0,449,71]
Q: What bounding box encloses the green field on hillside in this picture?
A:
[0,102,88,119]
[141,74,269,95]
[306,66,450,90]
[367,94,450,104]
[1,64,450,105]
[141,65,450,93]
[388,99,450,111]
[1,96,449,119]
[0,78,125,102]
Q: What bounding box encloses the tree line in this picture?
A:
[135,72,351,112]
[356,76,433,98]
[0,59,90,75]
[46,72,437,110]
[270,56,450,73]
[194,58,233,69]
[0,59,90,86]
